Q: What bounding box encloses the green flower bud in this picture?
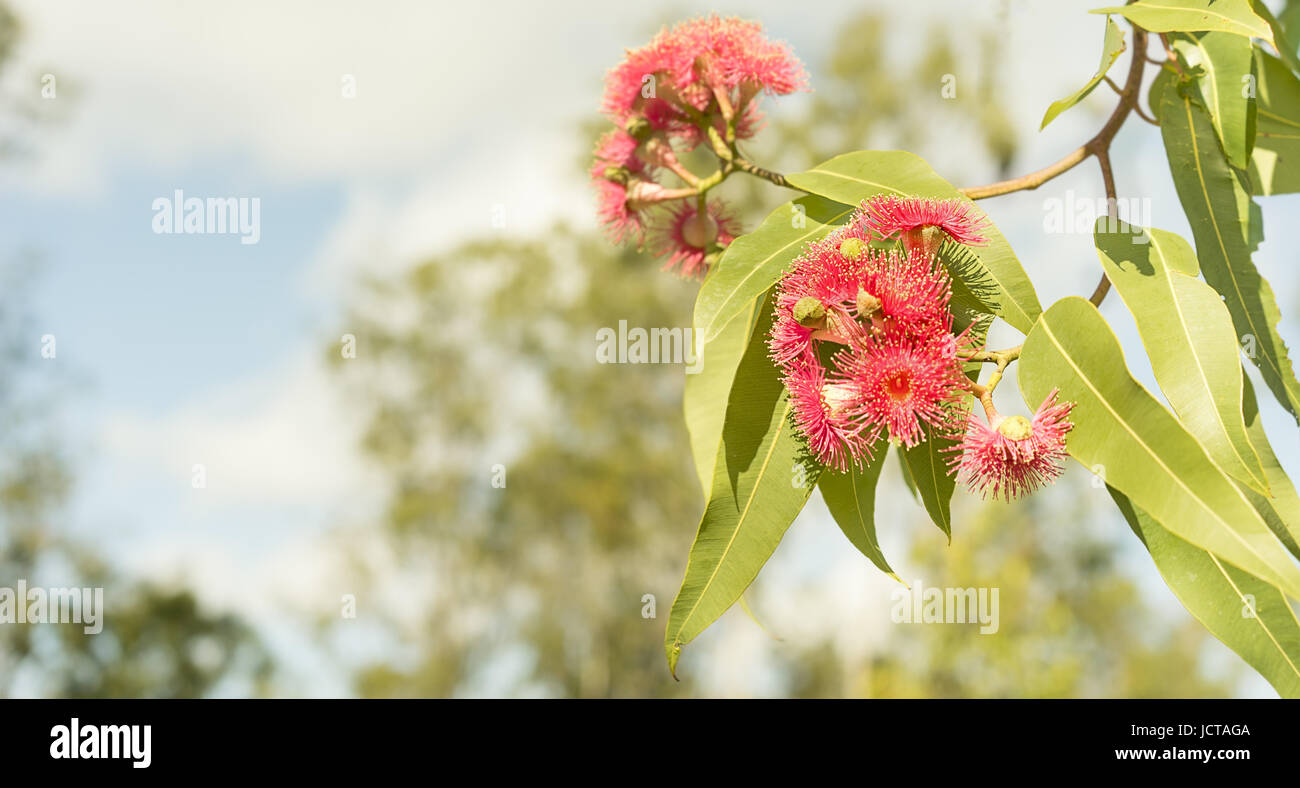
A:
[793,296,826,328]
[602,165,631,185]
[624,116,653,142]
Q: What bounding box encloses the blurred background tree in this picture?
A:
[326,11,1236,697]
[0,263,273,697]
[0,3,272,698]
[787,496,1233,698]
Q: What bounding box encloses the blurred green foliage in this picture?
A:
[0,262,273,698]
[0,4,271,696]
[787,495,1232,698]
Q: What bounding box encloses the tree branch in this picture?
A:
[1088,148,1119,306]
[732,157,801,190]
[959,27,1148,200]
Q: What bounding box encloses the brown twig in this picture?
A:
[1088,148,1120,306]
[1133,102,1158,126]
[733,156,797,189]
[958,28,1148,200]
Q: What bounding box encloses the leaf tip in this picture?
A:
[666,640,682,680]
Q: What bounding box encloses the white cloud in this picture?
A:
[101,350,376,509]
[3,0,627,194]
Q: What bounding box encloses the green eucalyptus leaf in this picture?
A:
[1157,75,1300,423]
[897,446,920,502]
[1092,0,1273,44]
[1251,0,1300,73]
[1111,487,1300,698]
[902,427,958,543]
[684,296,761,493]
[694,195,853,345]
[1250,50,1300,195]
[666,292,819,676]
[1041,17,1127,130]
[1241,375,1300,560]
[1282,0,1300,55]
[1018,296,1300,600]
[1094,220,1268,494]
[819,439,900,582]
[1171,32,1257,170]
[898,304,986,540]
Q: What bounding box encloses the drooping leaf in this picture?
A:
[684,295,761,493]
[1092,0,1273,44]
[896,446,920,502]
[1148,61,1175,120]
[1251,0,1300,73]
[819,439,900,582]
[1250,50,1300,195]
[1241,375,1300,560]
[1283,0,1300,55]
[1017,296,1300,599]
[1111,487,1300,698]
[902,427,958,543]
[1041,17,1127,130]
[1171,32,1257,169]
[665,293,819,676]
[785,150,1041,334]
[899,304,988,541]
[1094,220,1268,494]
[694,195,853,345]
[737,593,782,641]
[1157,74,1300,423]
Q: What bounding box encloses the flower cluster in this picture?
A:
[769,197,977,471]
[769,194,1073,500]
[591,16,806,277]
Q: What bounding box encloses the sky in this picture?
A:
[1,0,1297,696]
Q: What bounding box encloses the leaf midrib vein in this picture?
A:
[1038,315,1289,587]
[1181,96,1286,385]
[1145,230,1265,488]
[672,401,795,640]
[1117,5,1269,40]
[1207,552,1300,681]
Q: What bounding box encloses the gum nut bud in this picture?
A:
[602,165,631,185]
[793,296,827,327]
[901,225,947,259]
[838,237,867,261]
[681,211,720,249]
[997,415,1033,441]
[624,116,653,141]
[625,179,665,208]
[856,288,881,316]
